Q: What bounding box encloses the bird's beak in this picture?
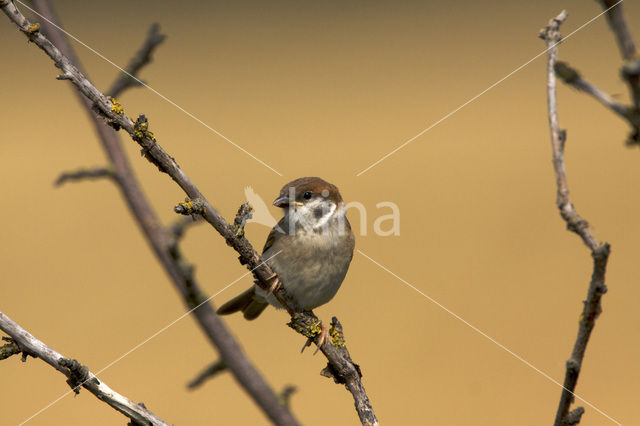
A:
[273,195,289,208]
[273,195,303,208]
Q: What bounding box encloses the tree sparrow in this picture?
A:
[217,177,355,333]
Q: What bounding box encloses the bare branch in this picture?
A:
[540,11,611,426]
[3,2,376,423]
[106,23,166,99]
[17,1,299,425]
[54,166,116,186]
[0,312,170,426]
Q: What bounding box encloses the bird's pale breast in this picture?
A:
[257,222,354,311]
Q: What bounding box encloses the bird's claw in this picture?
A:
[288,312,328,355]
[300,322,328,355]
[267,274,281,293]
[314,323,329,355]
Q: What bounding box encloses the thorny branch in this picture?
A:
[13,1,298,425]
[0,312,170,426]
[540,11,611,426]
[3,1,377,424]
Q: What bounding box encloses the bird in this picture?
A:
[217,177,355,346]
[244,186,277,229]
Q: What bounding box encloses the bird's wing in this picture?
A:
[262,226,277,254]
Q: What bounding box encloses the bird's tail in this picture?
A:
[217,287,268,320]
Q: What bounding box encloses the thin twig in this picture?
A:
[18,1,299,425]
[598,0,637,60]
[167,215,202,242]
[278,385,297,409]
[540,11,611,426]
[106,23,166,99]
[554,61,634,123]
[186,359,228,390]
[54,166,116,186]
[1,2,377,424]
[597,0,640,140]
[0,337,21,360]
[0,312,170,426]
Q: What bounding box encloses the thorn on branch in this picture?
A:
[167,216,202,243]
[559,129,566,151]
[187,359,228,390]
[233,202,253,237]
[564,407,585,425]
[54,166,116,187]
[278,385,297,409]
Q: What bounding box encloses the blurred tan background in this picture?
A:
[2,0,639,424]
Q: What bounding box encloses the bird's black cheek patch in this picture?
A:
[314,207,324,219]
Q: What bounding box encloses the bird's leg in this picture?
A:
[287,312,328,354]
[313,323,329,355]
[264,272,282,293]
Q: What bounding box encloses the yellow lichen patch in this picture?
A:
[175,198,205,215]
[308,319,322,336]
[27,23,40,33]
[233,223,245,238]
[288,313,322,339]
[133,121,156,141]
[109,98,124,115]
[133,116,156,141]
[329,323,346,348]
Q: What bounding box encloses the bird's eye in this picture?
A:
[303,191,313,200]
